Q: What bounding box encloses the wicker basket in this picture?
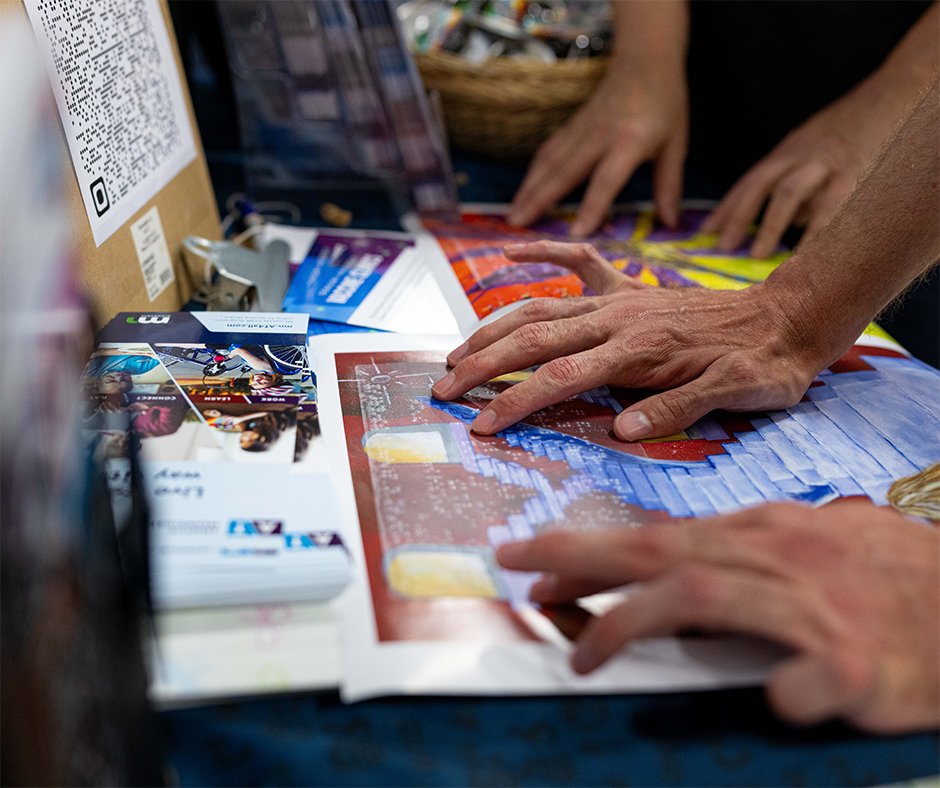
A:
[416,50,608,159]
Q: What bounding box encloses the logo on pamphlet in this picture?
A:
[89,177,110,216]
[126,314,171,324]
[284,532,345,550]
[229,519,282,535]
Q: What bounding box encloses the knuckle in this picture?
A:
[532,142,563,168]
[539,355,588,390]
[575,242,597,260]
[722,356,764,389]
[650,390,695,429]
[629,526,674,564]
[774,178,801,203]
[519,298,555,322]
[672,565,726,616]
[492,384,530,417]
[513,321,553,354]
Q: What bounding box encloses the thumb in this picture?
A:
[613,377,721,441]
[767,651,875,728]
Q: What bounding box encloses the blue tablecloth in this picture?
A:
[164,689,938,787]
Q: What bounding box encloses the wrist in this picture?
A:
[757,260,857,373]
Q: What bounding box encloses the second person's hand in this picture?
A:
[506,62,688,238]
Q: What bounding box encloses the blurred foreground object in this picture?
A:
[216,0,458,218]
[0,21,162,786]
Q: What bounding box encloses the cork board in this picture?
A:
[0,0,220,328]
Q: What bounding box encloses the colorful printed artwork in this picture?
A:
[335,345,940,645]
[424,208,790,322]
[82,341,318,463]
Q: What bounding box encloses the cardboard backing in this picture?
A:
[0,0,221,327]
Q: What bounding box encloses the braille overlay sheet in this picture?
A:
[311,331,939,701]
[22,0,197,246]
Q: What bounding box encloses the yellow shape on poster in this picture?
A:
[364,432,448,463]
[387,551,499,598]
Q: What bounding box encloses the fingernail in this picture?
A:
[471,409,498,434]
[616,411,652,441]
[448,342,469,364]
[431,372,456,399]
[503,243,526,255]
[495,541,529,566]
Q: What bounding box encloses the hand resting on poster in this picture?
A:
[496,500,940,733]
[432,241,826,441]
[432,78,940,441]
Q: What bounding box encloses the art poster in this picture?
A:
[313,330,940,700]
[417,202,899,343]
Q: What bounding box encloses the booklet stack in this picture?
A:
[83,311,350,610]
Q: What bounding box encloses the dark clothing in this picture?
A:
[684,1,938,366]
[686,0,934,190]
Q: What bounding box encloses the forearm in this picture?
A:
[869,3,939,99]
[764,77,940,366]
[610,0,688,70]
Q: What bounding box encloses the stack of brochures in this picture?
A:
[85,311,351,610]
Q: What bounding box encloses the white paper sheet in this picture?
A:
[22,0,197,246]
[311,333,782,702]
[149,600,341,706]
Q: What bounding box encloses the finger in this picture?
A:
[570,147,646,237]
[445,297,600,367]
[508,134,605,227]
[496,517,773,583]
[435,314,606,403]
[767,650,875,728]
[507,134,574,225]
[708,158,795,251]
[653,126,688,228]
[569,566,832,674]
[613,366,735,441]
[749,162,829,259]
[469,345,617,434]
[529,573,614,604]
[503,240,644,295]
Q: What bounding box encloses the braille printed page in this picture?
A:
[22,0,197,246]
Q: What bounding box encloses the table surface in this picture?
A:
[162,148,939,788]
[163,688,939,787]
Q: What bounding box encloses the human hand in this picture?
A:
[702,76,919,259]
[507,57,688,237]
[431,240,830,441]
[496,501,940,733]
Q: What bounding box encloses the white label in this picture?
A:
[22,0,198,246]
[192,312,309,335]
[131,206,175,301]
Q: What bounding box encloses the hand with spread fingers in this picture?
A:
[430,240,827,442]
[506,61,688,238]
[496,501,940,733]
[701,83,915,259]
[701,2,939,258]
[506,1,689,238]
